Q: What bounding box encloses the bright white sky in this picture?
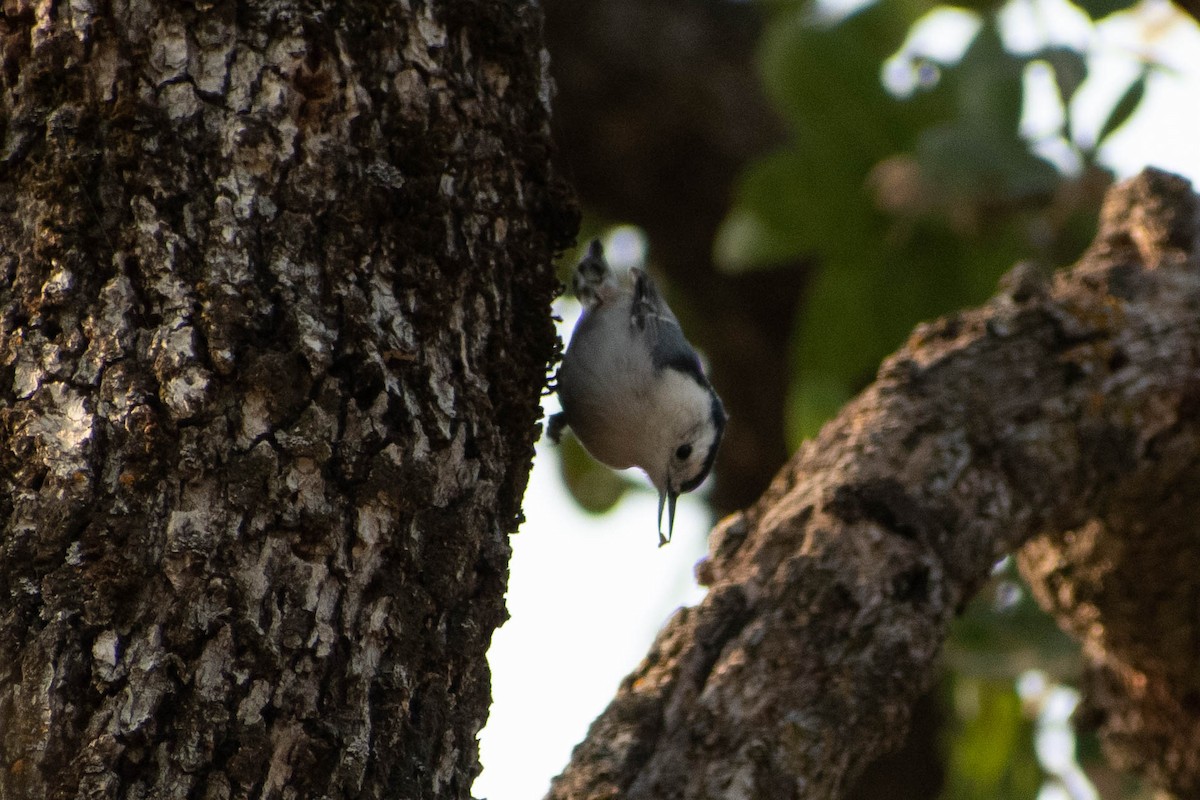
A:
[474,437,709,800]
[474,3,1200,798]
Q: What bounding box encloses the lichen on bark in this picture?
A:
[0,2,573,798]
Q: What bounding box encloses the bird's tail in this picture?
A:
[572,239,614,309]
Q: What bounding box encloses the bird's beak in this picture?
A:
[657,488,679,547]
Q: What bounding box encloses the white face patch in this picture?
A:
[650,370,721,494]
[672,423,720,493]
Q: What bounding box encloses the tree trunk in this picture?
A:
[0,2,572,798]
[547,168,1200,799]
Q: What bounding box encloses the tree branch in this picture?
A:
[547,168,1200,799]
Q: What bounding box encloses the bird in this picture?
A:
[548,239,726,546]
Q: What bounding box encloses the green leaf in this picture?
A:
[947,568,1082,682]
[714,207,801,274]
[715,147,878,273]
[1072,0,1139,20]
[557,433,629,515]
[951,19,1026,134]
[1094,71,1147,149]
[942,678,1044,800]
[1038,46,1088,107]
[916,123,1060,198]
[738,0,1106,455]
[940,0,1005,12]
[758,3,917,156]
[787,370,854,446]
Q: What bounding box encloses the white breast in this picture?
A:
[558,292,654,470]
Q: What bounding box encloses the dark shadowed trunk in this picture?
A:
[548,171,1200,799]
[0,2,572,798]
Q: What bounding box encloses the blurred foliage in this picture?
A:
[718,0,1155,445]
[946,560,1079,682]
[942,562,1074,799]
[557,431,632,515]
[941,561,1154,799]
[941,675,1044,800]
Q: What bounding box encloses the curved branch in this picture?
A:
[547,169,1200,799]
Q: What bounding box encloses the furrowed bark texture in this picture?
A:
[0,2,572,798]
[1018,172,1200,797]
[548,168,1200,800]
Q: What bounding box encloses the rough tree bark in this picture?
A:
[0,2,571,798]
[548,169,1200,800]
[1018,173,1200,797]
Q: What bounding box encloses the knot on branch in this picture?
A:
[1090,167,1200,272]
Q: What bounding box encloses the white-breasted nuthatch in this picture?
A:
[548,240,726,546]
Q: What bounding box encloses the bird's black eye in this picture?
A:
[675,443,693,461]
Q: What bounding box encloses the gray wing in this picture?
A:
[630,269,707,384]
